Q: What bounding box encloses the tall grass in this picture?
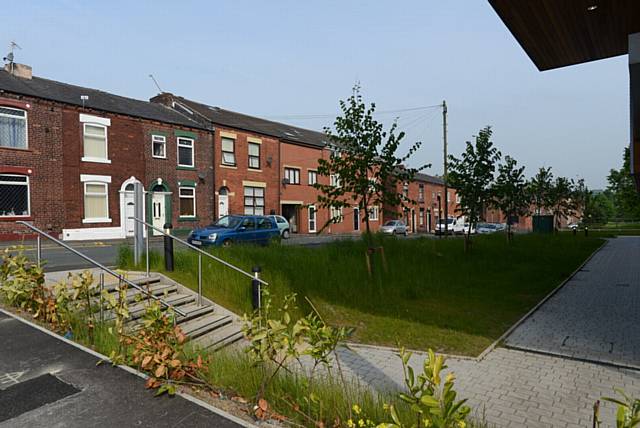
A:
[120,233,603,355]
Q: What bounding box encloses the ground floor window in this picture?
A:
[0,174,30,217]
[308,205,317,232]
[419,208,425,226]
[179,187,196,217]
[330,206,343,223]
[244,186,264,215]
[84,182,109,221]
[368,206,379,221]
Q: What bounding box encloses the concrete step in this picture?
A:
[94,276,162,295]
[175,304,216,325]
[107,284,178,305]
[197,324,245,351]
[179,314,232,339]
[104,293,196,321]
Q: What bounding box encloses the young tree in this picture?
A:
[547,176,576,232]
[529,167,553,215]
[314,85,427,244]
[447,126,501,252]
[491,155,529,242]
[607,147,640,221]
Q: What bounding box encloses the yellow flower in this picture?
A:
[347,419,355,428]
[457,421,466,428]
[352,404,362,415]
[358,419,365,427]
[445,373,456,383]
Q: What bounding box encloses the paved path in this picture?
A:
[0,310,245,428]
[324,238,640,427]
[505,237,640,368]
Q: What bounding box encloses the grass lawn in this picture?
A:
[120,233,604,356]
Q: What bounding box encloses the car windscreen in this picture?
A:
[384,221,397,226]
[211,215,242,229]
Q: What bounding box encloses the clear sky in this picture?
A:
[2,1,629,188]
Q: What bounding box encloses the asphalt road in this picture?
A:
[0,233,441,272]
[0,310,243,427]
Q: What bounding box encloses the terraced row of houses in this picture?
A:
[0,62,456,241]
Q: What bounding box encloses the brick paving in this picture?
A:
[324,238,640,427]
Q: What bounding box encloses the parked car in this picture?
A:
[477,223,498,234]
[435,217,465,235]
[380,220,408,236]
[567,223,579,230]
[187,215,281,247]
[268,215,291,238]
[462,223,476,235]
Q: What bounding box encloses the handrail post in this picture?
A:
[145,222,150,277]
[36,235,41,268]
[198,253,203,306]
[252,266,262,311]
[99,272,104,323]
[164,223,174,272]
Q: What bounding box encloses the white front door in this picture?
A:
[152,193,165,236]
[218,194,229,218]
[125,199,135,236]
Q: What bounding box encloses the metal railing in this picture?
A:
[129,217,268,307]
[16,221,186,317]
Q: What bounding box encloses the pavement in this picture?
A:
[0,310,245,428]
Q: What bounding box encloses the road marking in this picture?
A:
[0,370,27,385]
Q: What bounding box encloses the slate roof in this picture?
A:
[0,70,205,130]
[167,95,329,148]
[414,172,444,185]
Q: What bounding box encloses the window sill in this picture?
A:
[82,218,112,224]
[220,164,237,170]
[152,155,167,160]
[0,215,32,222]
[81,157,112,164]
[178,216,199,222]
[176,166,196,170]
[248,168,262,172]
[0,146,30,152]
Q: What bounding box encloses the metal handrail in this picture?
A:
[129,217,269,287]
[16,221,186,317]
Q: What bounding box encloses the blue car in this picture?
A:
[187,215,281,247]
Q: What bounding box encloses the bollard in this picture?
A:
[251,266,262,311]
[584,226,589,237]
[164,223,174,272]
[573,227,577,236]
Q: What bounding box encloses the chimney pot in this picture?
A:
[4,63,32,80]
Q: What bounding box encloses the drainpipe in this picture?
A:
[630,33,640,190]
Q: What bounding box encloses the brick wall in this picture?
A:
[213,126,280,218]
[0,95,65,240]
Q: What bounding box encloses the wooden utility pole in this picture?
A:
[442,100,449,237]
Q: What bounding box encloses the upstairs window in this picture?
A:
[308,170,317,186]
[248,142,260,169]
[221,137,236,165]
[83,124,108,161]
[284,168,300,185]
[177,137,194,167]
[330,174,341,187]
[152,135,166,158]
[0,174,30,217]
[0,107,27,149]
[418,184,425,202]
[402,182,409,198]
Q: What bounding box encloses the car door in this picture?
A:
[237,217,256,243]
[256,217,274,244]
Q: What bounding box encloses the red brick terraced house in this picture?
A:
[384,173,458,233]
[150,94,375,235]
[0,64,213,241]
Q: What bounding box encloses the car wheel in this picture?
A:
[282,229,290,239]
[222,239,232,247]
[404,230,408,236]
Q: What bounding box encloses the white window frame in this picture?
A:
[152,134,167,159]
[418,184,425,202]
[82,181,111,223]
[308,170,317,186]
[221,137,236,166]
[0,106,28,149]
[419,208,425,226]
[81,122,111,164]
[243,186,265,215]
[330,206,343,223]
[177,137,195,168]
[368,206,379,221]
[0,174,30,217]
[178,186,197,218]
[248,142,260,169]
[330,174,341,188]
[284,167,300,185]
